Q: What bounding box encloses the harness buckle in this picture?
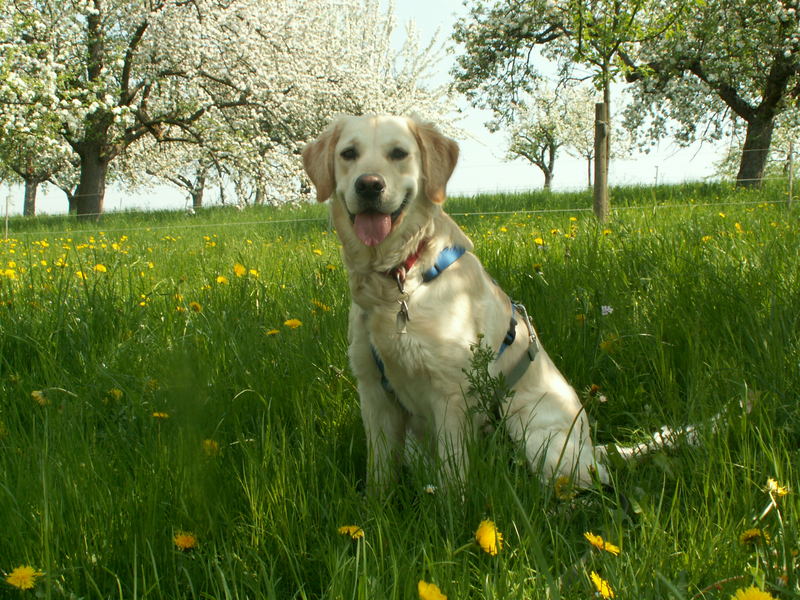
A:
[513,302,539,361]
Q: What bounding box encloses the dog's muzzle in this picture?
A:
[348,174,410,247]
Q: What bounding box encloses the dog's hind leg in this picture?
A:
[501,391,609,487]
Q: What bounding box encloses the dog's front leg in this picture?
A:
[431,397,470,485]
[358,379,408,493]
[348,306,407,493]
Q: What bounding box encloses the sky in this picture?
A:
[3,0,728,216]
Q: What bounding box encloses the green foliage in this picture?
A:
[0,184,798,598]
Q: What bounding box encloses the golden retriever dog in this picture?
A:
[302,115,610,492]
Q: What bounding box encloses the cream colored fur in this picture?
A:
[302,115,609,491]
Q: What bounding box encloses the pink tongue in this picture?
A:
[353,212,392,246]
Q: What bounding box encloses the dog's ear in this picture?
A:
[302,121,341,202]
[411,119,459,204]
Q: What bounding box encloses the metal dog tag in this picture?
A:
[396,299,410,333]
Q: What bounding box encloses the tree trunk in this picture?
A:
[66,188,78,214]
[255,181,266,205]
[587,156,592,188]
[192,174,206,210]
[23,178,38,217]
[736,115,775,188]
[74,144,108,220]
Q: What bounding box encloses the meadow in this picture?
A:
[1,182,798,599]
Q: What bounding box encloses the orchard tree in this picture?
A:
[503,85,603,189]
[0,0,453,219]
[714,108,800,179]
[621,0,800,187]
[451,0,684,120]
[0,17,73,215]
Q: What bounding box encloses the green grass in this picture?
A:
[1,184,798,599]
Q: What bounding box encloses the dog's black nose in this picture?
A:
[355,174,385,198]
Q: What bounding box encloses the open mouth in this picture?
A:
[348,192,410,247]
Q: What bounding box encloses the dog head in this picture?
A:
[302,115,459,247]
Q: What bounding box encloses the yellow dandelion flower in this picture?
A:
[216,275,229,284]
[93,264,107,273]
[173,532,198,551]
[311,299,331,312]
[5,565,44,590]
[584,532,621,556]
[189,301,202,313]
[569,216,578,222]
[75,270,87,280]
[2,269,17,279]
[599,334,620,353]
[312,248,323,256]
[554,475,576,500]
[418,580,447,600]
[249,268,259,277]
[533,237,545,246]
[266,329,280,336]
[202,439,220,456]
[602,228,612,235]
[734,222,745,234]
[499,226,508,233]
[701,235,713,243]
[338,525,364,540]
[731,586,776,600]
[719,212,727,218]
[590,571,615,598]
[233,263,246,277]
[31,390,48,406]
[284,318,302,329]
[739,528,770,545]
[767,478,789,497]
[475,519,503,556]
[152,411,170,419]
[107,388,123,401]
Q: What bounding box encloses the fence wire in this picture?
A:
[2,198,788,240]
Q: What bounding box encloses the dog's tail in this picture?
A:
[598,420,708,462]
[597,398,749,463]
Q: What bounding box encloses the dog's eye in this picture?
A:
[389,147,409,161]
[340,147,358,161]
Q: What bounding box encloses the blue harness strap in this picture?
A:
[421,246,466,282]
[371,346,394,393]
[369,246,538,396]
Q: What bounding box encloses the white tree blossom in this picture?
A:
[0,0,454,216]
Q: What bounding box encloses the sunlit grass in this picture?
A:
[0,184,798,598]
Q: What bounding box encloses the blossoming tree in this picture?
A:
[501,85,610,189]
[621,0,800,187]
[0,0,452,217]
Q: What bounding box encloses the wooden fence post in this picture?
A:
[789,140,794,208]
[593,102,609,222]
